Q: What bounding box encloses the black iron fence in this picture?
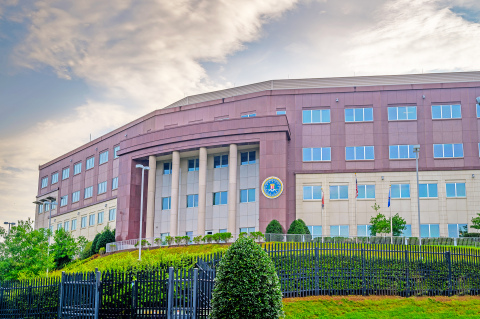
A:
[1,243,480,318]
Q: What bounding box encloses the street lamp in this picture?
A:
[34,196,56,276]
[136,164,150,261]
[413,145,421,247]
[3,222,15,235]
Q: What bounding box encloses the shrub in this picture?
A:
[460,233,480,237]
[91,233,102,255]
[80,242,93,260]
[134,239,151,248]
[98,247,106,255]
[193,236,203,244]
[165,236,175,245]
[250,231,265,242]
[210,236,283,319]
[154,238,162,245]
[239,232,247,238]
[95,227,116,253]
[220,232,232,242]
[174,236,183,245]
[212,233,222,244]
[266,220,283,234]
[287,219,310,235]
[182,236,190,245]
[203,234,214,243]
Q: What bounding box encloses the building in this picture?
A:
[34,71,480,241]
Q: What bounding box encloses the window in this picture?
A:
[420,224,440,238]
[432,104,461,119]
[161,233,170,241]
[188,159,199,171]
[214,155,228,168]
[239,227,255,233]
[162,197,171,210]
[51,172,58,184]
[276,110,286,115]
[41,177,48,188]
[357,225,372,237]
[433,144,463,158]
[98,181,107,194]
[86,156,95,170]
[205,230,213,235]
[163,162,172,175]
[81,216,87,228]
[74,162,82,175]
[240,189,255,203]
[346,146,374,160]
[446,182,466,198]
[448,224,467,237]
[388,106,417,121]
[186,231,194,240]
[477,104,480,118]
[60,195,68,207]
[109,208,116,221]
[62,167,70,180]
[38,204,44,214]
[112,177,118,190]
[389,145,416,159]
[241,113,256,118]
[72,191,80,203]
[71,219,77,231]
[219,229,227,233]
[84,186,93,199]
[89,214,95,226]
[187,194,199,208]
[45,202,50,212]
[213,191,228,205]
[99,150,108,165]
[302,109,330,124]
[51,201,57,210]
[57,223,62,230]
[303,186,322,200]
[330,225,349,237]
[302,147,331,161]
[64,221,70,231]
[401,225,412,237]
[345,108,373,122]
[98,212,104,224]
[114,146,120,158]
[358,185,375,199]
[240,151,256,165]
[330,185,348,200]
[391,184,410,198]
[419,184,438,198]
[307,226,322,239]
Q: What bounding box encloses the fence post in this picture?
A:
[94,268,101,319]
[361,248,366,296]
[445,251,452,296]
[405,249,410,297]
[314,246,319,296]
[57,272,65,319]
[131,275,137,318]
[167,267,174,319]
[192,268,198,318]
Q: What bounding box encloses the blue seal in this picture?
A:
[261,176,283,199]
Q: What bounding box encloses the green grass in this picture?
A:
[283,296,480,318]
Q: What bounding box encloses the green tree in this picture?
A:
[210,236,283,319]
[471,213,480,230]
[287,219,310,235]
[50,228,87,269]
[266,219,283,234]
[369,213,407,236]
[0,219,53,281]
[95,226,116,253]
[91,232,102,255]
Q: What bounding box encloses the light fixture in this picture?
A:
[476,96,480,104]
[381,176,384,180]
[422,95,425,99]
[335,98,339,102]
[472,174,475,178]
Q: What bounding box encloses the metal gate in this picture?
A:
[58,270,100,318]
[195,260,216,319]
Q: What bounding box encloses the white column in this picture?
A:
[228,144,238,234]
[197,147,207,235]
[145,155,156,239]
[170,151,180,236]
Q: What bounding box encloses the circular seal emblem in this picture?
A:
[261,176,283,199]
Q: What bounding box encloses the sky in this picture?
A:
[0,0,480,229]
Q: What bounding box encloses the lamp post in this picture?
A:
[3,222,15,235]
[136,164,150,261]
[34,196,56,276]
[413,145,421,247]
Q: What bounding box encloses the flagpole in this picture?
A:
[389,185,393,245]
[355,173,358,243]
[321,187,325,243]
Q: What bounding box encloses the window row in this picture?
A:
[55,209,116,231]
[161,189,256,210]
[55,177,119,208]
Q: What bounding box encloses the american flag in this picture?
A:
[355,173,358,198]
[321,187,324,208]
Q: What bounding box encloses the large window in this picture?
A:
[432,104,461,119]
[60,195,68,207]
[420,224,440,238]
[162,197,171,210]
[74,162,82,175]
[51,172,58,184]
[276,110,286,115]
[357,225,372,237]
[99,151,109,165]
[57,223,62,231]
[112,177,118,190]
[62,167,70,180]
[214,155,228,168]
[402,225,412,237]
[240,189,255,203]
[86,156,95,170]
[109,208,116,221]
[38,204,44,214]
[346,146,374,160]
[41,177,48,188]
[213,191,228,205]
[89,214,95,226]
[302,109,330,124]
[303,147,331,161]
[163,162,172,175]
[307,226,322,239]
[98,212,104,224]
[114,146,120,158]
[240,151,256,165]
[389,145,416,159]
[64,221,70,231]
[345,108,373,122]
[239,227,255,233]
[187,194,199,208]
[419,184,438,198]
[98,181,107,194]
[388,106,417,121]
[477,104,480,118]
[330,185,348,200]
[303,186,322,200]
[188,159,200,171]
[71,219,77,231]
[391,184,410,198]
[433,144,463,158]
[241,113,256,118]
[358,185,375,199]
[81,216,87,228]
[446,182,466,198]
[330,225,349,237]
[448,224,467,237]
[72,191,80,203]
[84,186,93,199]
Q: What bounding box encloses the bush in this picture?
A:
[98,247,106,255]
[95,227,116,253]
[287,219,310,235]
[203,234,214,243]
[91,233,102,255]
[193,236,203,244]
[182,236,190,245]
[210,236,283,319]
[220,232,232,242]
[174,236,183,245]
[212,233,222,243]
[266,219,283,234]
[461,233,480,237]
[165,236,175,245]
[80,242,93,260]
[250,231,265,242]
[134,239,151,248]
[154,238,162,245]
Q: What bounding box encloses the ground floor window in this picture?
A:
[239,227,255,234]
[357,225,372,237]
[307,225,322,238]
[420,224,440,238]
[330,225,349,237]
[448,224,467,237]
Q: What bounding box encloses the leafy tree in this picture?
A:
[471,213,480,230]
[95,226,116,253]
[287,219,311,235]
[369,212,407,236]
[91,232,102,255]
[266,219,284,234]
[80,242,94,260]
[50,228,87,269]
[210,236,283,319]
[0,219,53,281]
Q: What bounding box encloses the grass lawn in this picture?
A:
[283,296,480,318]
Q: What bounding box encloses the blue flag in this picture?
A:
[388,186,391,208]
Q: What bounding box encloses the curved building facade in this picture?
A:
[34,71,480,241]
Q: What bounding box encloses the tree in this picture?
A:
[210,236,283,319]
[95,226,116,253]
[0,219,53,281]
[287,219,311,235]
[369,213,407,236]
[91,232,102,255]
[266,219,283,234]
[50,228,87,269]
[471,213,480,230]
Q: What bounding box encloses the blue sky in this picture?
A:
[0,0,479,227]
